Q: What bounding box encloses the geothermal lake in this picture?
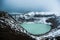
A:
[21,22,51,35]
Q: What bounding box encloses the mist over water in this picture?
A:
[0,0,60,14]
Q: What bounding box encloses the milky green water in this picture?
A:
[21,22,51,34]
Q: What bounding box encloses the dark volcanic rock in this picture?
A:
[0,27,35,40]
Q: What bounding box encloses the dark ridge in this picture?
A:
[0,11,17,22]
[34,14,55,17]
[46,18,58,29]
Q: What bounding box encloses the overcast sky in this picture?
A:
[0,0,60,13]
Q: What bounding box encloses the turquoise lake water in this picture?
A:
[21,22,51,34]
